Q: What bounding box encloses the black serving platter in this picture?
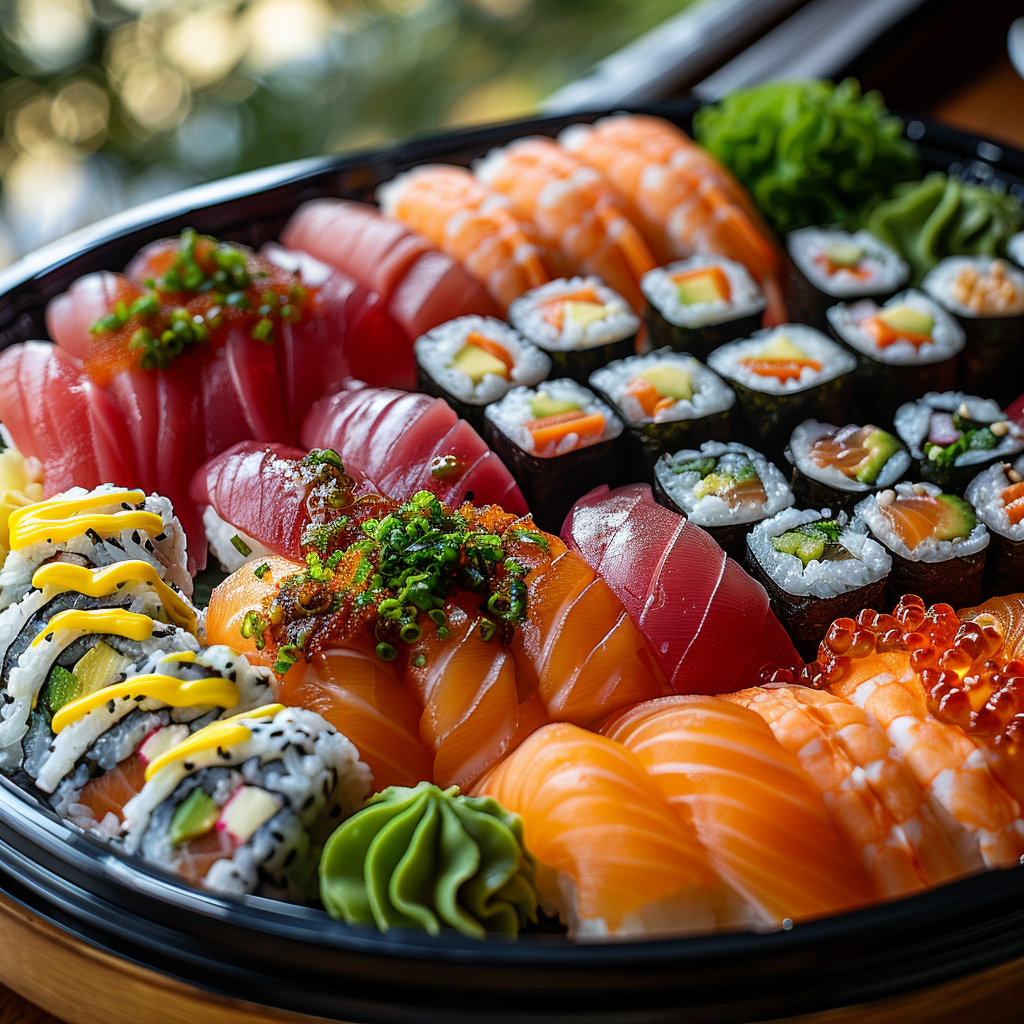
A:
[0,102,1023,1023]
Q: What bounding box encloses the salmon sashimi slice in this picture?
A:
[474,722,734,938]
[378,164,553,311]
[829,650,1024,868]
[725,685,972,894]
[563,484,800,694]
[878,495,953,551]
[510,533,668,725]
[77,752,148,828]
[404,594,544,789]
[558,114,786,326]
[279,645,433,792]
[603,696,877,924]
[475,137,656,312]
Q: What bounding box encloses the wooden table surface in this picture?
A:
[2,43,1023,1024]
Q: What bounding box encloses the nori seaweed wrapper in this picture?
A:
[539,336,636,388]
[485,421,625,533]
[416,364,491,435]
[617,410,732,481]
[788,468,867,517]
[644,306,762,362]
[728,372,855,464]
[983,532,1024,597]
[652,473,753,562]
[744,546,889,661]
[913,454,1004,497]
[959,316,1024,409]
[787,263,901,335]
[883,548,986,609]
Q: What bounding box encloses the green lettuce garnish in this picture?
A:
[693,78,918,234]
[319,782,537,939]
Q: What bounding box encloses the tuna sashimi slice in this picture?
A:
[301,384,527,513]
[45,271,137,363]
[562,484,800,694]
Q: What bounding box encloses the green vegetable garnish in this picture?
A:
[867,173,1023,284]
[672,455,717,477]
[693,78,918,233]
[924,426,999,466]
[253,562,270,579]
[319,782,538,939]
[231,534,252,557]
[771,519,846,567]
[168,788,219,846]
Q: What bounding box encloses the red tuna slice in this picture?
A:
[561,484,800,694]
[261,243,415,393]
[280,199,501,339]
[301,385,527,513]
[191,441,308,560]
[0,342,136,495]
[45,271,140,363]
[199,347,252,461]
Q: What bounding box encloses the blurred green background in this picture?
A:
[0,0,692,263]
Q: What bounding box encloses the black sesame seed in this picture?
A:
[271,830,284,842]
[154,532,166,542]
[283,848,297,868]
[329,804,342,818]
[302,795,314,810]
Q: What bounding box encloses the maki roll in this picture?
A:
[826,290,965,419]
[894,391,1023,494]
[922,257,1024,406]
[414,316,551,432]
[786,420,911,515]
[24,645,272,835]
[653,441,794,561]
[855,482,989,608]
[707,327,857,460]
[122,705,371,900]
[640,256,765,360]
[965,461,1024,596]
[484,379,624,532]
[507,277,639,385]
[786,228,910,330]
[744,509,891,661]
[589,349,735,476]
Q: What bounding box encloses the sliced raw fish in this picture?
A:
[562,484,800,693]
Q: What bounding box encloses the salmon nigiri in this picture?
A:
[725,685,972,895]
[378,164,553,311]
[475,722,737,938]
[603,696,877,925]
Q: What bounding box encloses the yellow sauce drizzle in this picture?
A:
[30,609,155,648]
[8,490,164,550]
[160,651,197,664]
[31,560,197,634]
[51,673,241,734]
[143,703,285,782]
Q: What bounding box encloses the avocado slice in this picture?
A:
[855,428,903,485]
[640,364,693,401]
[168,788,220,846]
[564,300,609,328]
[879,304,934,337]
[674,268,729,306]
[448,344,508,384]
[530,391,581,419]
[41,641,131,714]
[935,495,976,541]
[771,531,826,566]
[672,455,717,477]
[757,335,807,362]
[824,242,864,269]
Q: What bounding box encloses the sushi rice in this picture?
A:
[747,508,891,599]
[122,706,370,900]
[922,256,1024,319]
[855,481,990,562]
[589,349,735,425]
[826,290,965,366]
[508,277,638,351]
[655,441,792,527]
[966,462,1024,542]
[707,326,857,395]
[414,316,551,405]
[485,379,622,458]
[203,505,275,574]
[787,228,909,298]
[640,256,765,329]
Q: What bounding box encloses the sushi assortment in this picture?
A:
[0,82,1023,950]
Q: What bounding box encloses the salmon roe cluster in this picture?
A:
[761,594,1024,747]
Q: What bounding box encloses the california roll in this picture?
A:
[965,461,1024,596]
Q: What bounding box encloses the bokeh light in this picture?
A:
[0,0,696,263]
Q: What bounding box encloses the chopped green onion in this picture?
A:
[231,535,252,557]
[253,562,270,579]
[375,642,397,661]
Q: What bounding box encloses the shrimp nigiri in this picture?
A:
[378,164,552,311]
[475,722,737,938]
[475,137,656,312]
[725,684,973,894]
[559,114,786,325]
[603,696,876,924]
